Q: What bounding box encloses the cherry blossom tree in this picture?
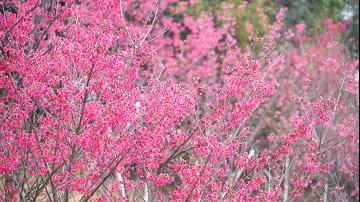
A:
[0,0,358,201]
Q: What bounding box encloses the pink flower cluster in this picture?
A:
[0,0,358,201]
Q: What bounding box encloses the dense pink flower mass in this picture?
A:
[0,0,358,201]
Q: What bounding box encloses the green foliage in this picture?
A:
[170,0,358,54]
[186,0,270,48]
[265,0,346,33]
[344,2,359,57]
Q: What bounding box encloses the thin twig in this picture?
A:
[120,0,135,47]
[138,1,159,48]
[185,151,212,202]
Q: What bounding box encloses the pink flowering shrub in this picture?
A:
[0,0,358,201]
